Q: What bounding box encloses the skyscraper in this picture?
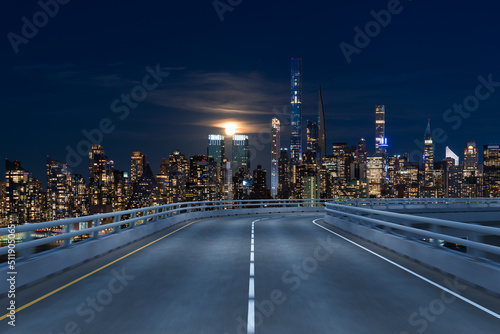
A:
[88,145,114,210]
[463,141,478,177]
[169,149,189,175]
[483,144,500,197]
[445,146,459,166]
[113,169,132,211]
[367,154,385,198]
[208,134,226,198]
[356,138,367,164]
[72,174,88,217]
[159,158,169,175]
[207,134,225,164]
[127,163,161,209]
[317,84,326,159]
[131,151,146,188]
[423,120,434,187]
[0,180,6,224]
[306,121,319,153]
[251,165,270,199]
[187,155,218,201]
[394,159,420,198]
[462,141,480,197]
[332,143,348,182]
[290,58,302,165]
[89,144,104,185]
[271,118,280,198]
[232,135,250,175]
[375,105,386,154]
[46,157,73,220]
[278,148,291,199]
[5,160,46,224]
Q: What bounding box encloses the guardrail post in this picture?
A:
[260,201,264,208]
[467,234,486,259]
[153,208,159,222]
[129,212,137,229]
[92,218,101,239]
[63,223,73,247]
[113,215,120,233]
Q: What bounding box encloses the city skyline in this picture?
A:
[2,107,499,190]
[3,1,500,183]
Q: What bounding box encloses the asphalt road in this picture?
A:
[1,214,499,334]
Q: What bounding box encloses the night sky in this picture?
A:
[2,0,500,185]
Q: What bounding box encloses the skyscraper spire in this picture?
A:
[318,84,326,159]
[424,119,432,140]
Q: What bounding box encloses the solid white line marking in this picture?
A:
[247,299,255,334]
[312,219,500,321]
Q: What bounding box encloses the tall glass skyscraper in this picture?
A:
[463,141,478,177]
[232,135,250,175]
[207,134,225,164]
[271,118,280,198]
[278,148,291,199]
[423,120,434,186]
[306,120,318,152]
[89,145,114,208]
[290,58,302,165]
[47,157,73,220]
[375,105,386,153]
[130,151,146,187]
[484,144,500,197]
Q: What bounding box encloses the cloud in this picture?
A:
[148,71,289,134]
[149,72,286,113]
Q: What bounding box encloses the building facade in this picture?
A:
[290,58,303,165]
[271,118,280,198]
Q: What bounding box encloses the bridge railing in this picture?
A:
[330,197,500,207]
[0,199,327,258]
[325,201,500,259]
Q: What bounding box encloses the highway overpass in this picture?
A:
[1,199,500,333]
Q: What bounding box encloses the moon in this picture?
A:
[225,123,237,136]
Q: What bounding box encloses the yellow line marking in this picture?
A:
[1,219,202,321]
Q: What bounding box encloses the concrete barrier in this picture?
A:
[0,207,323,294]
[324,215,500,295]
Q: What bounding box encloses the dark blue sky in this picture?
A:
[2,0,500,184]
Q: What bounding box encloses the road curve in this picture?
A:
[1,214,499,334]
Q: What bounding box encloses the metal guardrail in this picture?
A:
[3,197,499,259]
[0,199,327,257]
[332,197,500,207]
[325,200,500,258]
